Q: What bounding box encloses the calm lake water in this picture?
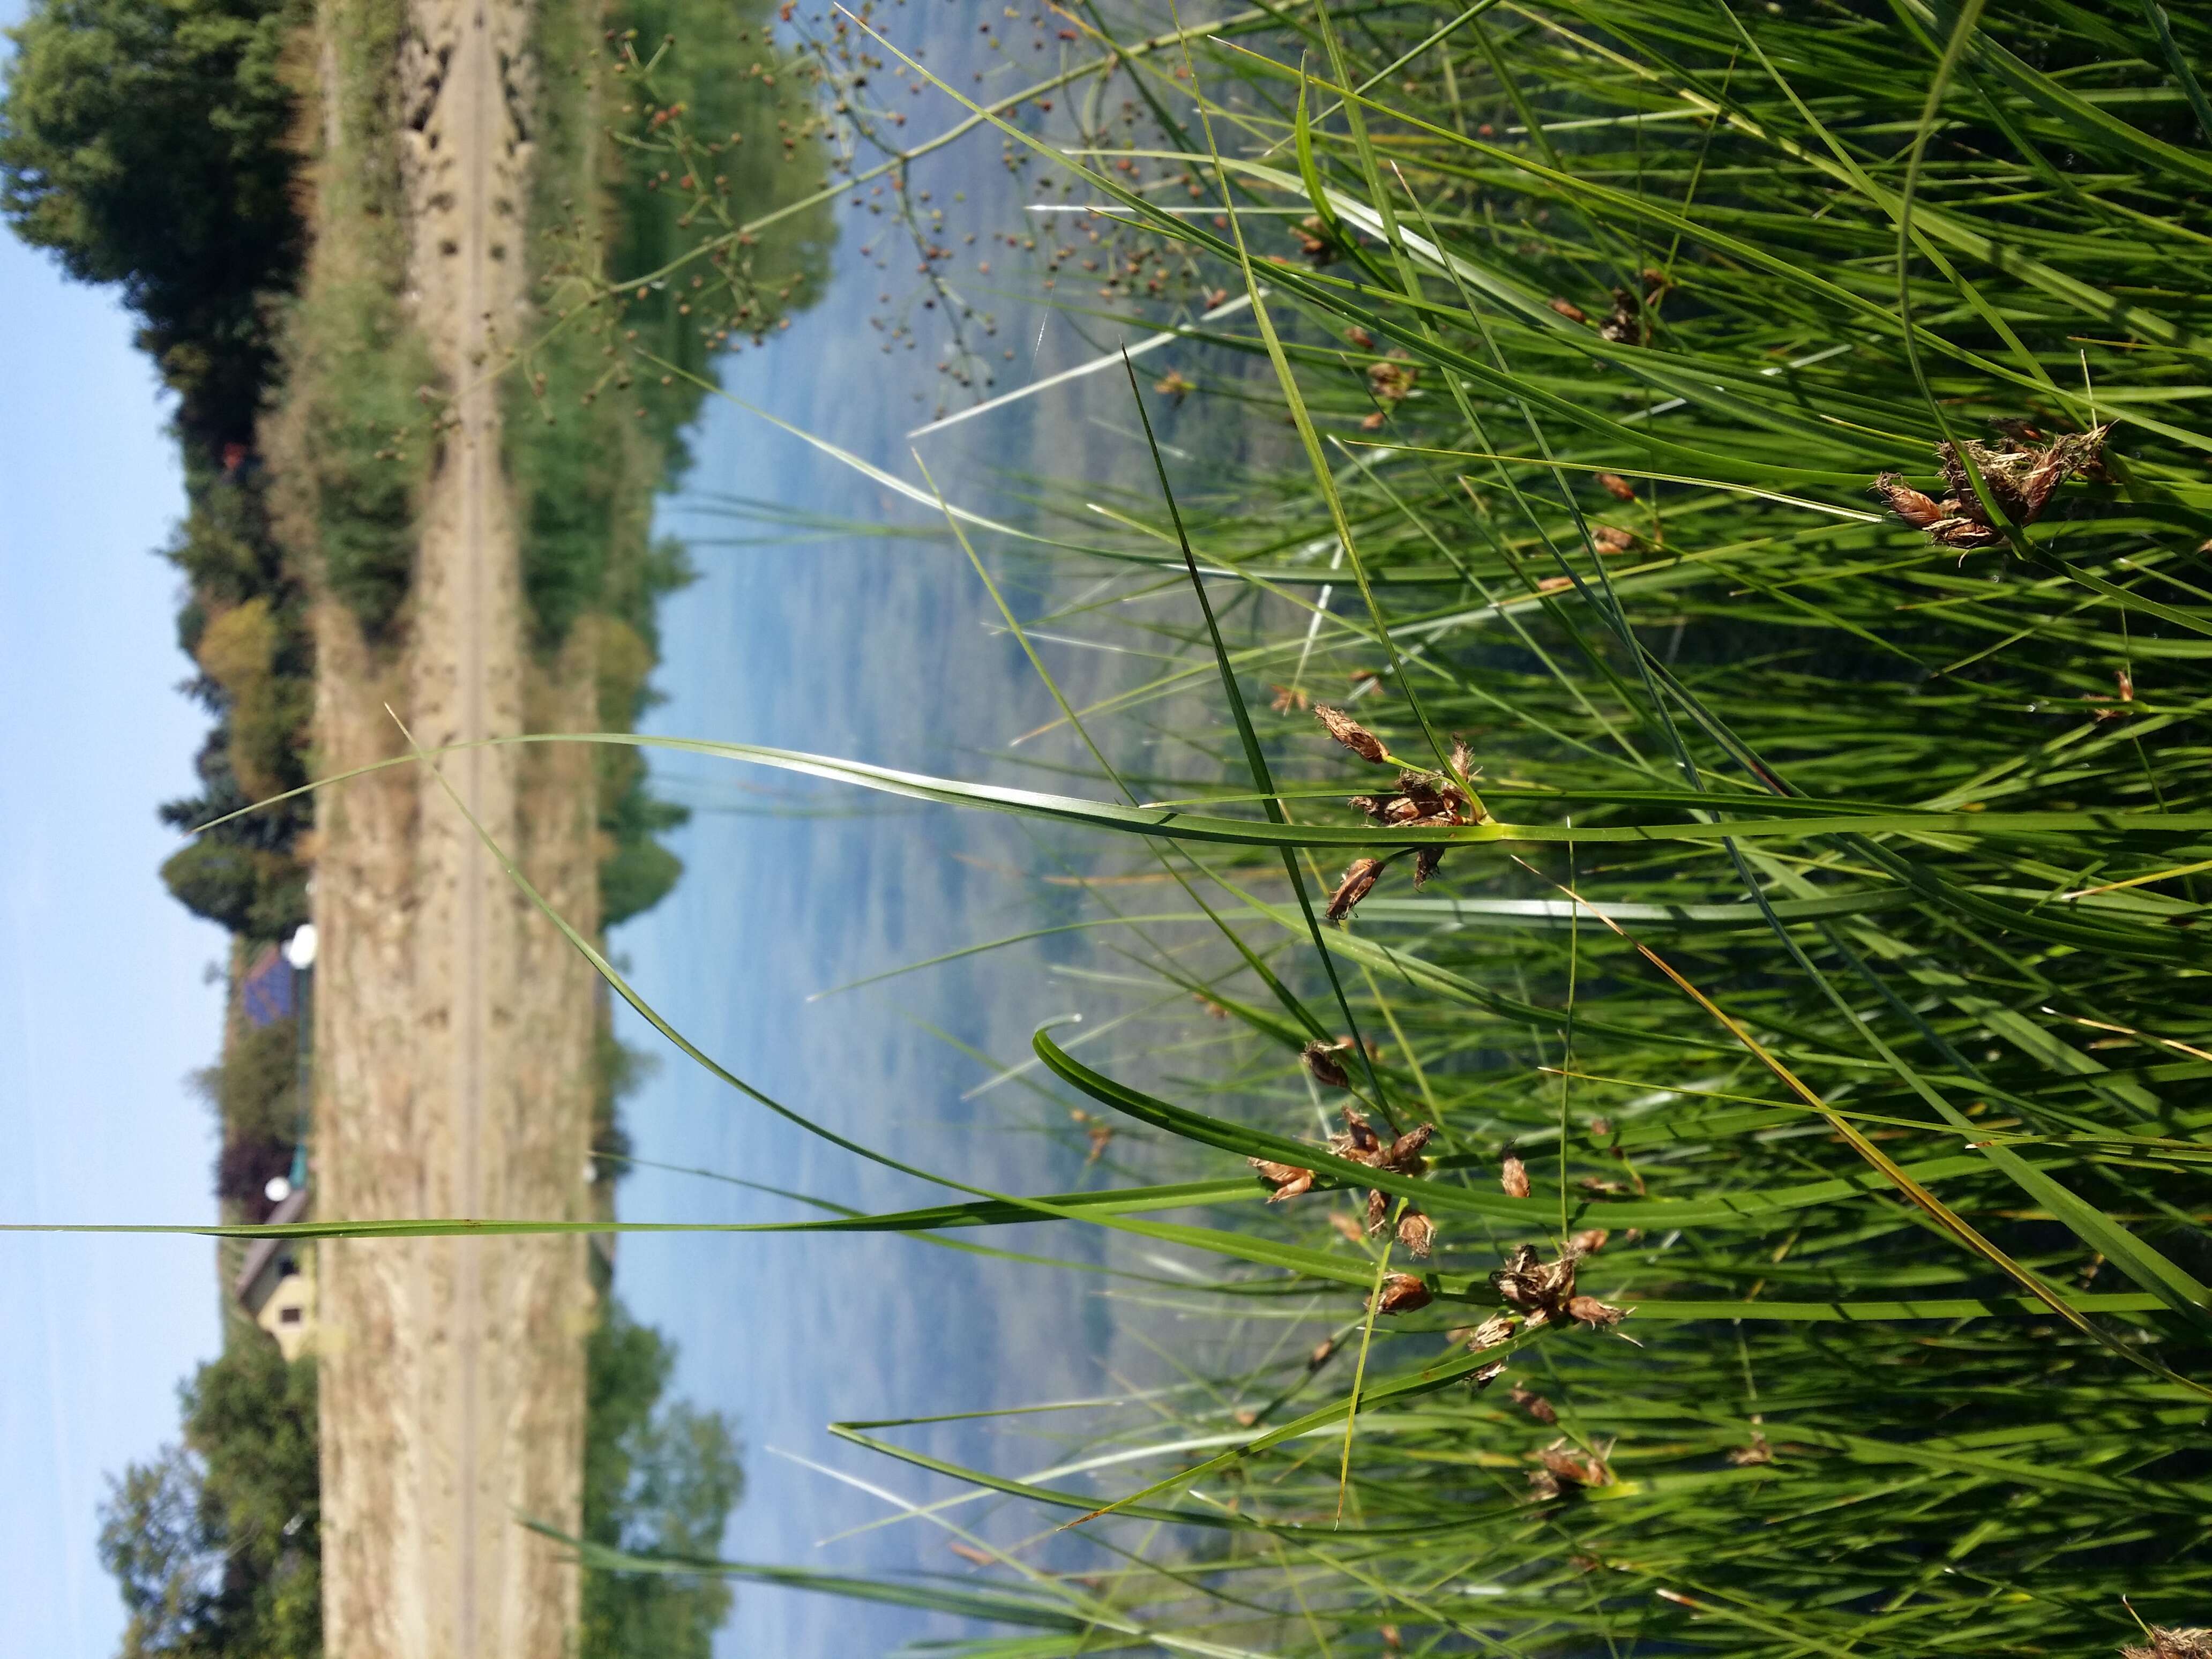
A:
[608,9,1272,1649]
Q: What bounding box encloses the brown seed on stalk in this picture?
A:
[1315,704,1387,764]
[1325,857,1384,923]
[1449,734,1476,778]
[1526,1468,1564,1501]
[1570,1552,1603,1574]
[1302,1039,1351,1090]
[1381,1124,1432,1175]
[1396,1209,1436,1258]
[1541,1440,1612,1486]
[1470,1358,1508,1391]
[1153,368,1192,403]
[2124,1631,2212,1659]
[1414,845,1445,888]
[1269,683,1310,714]
[1500,1156,1532,1199]
[1593,525,1638,555]
[1465,1313,1517,1352]
[1365,1186,1390,1235]
[1598,287,1644,346]
[1372,1273,1433,1314]
[1566,1294,1628,1331]
[1309,1336,1337,1368]
[1548,296,1588,324]
[1327,1209,1366,1245]
[1346,326,1374,349]
[1086,1124,1115,1163]
[1726,1432,1773,1467]
[1335,1104,1382,1159]
[1380,1625,1403,1651]
[1597,471,1637,502]
[1348,794,1387,822]
[1493,1244,1578,1319]
[1509,1384,1557,1425]
[1871,472,1948,529]
[949,1540,995,1566]
[1569,1228,1610,1258]
[1249,1158,1316,1201]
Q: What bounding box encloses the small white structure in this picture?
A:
[235,1186,316,1362]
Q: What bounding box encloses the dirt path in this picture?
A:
[310,0,597,1653]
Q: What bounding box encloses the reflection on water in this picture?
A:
[609,13,1268,1650]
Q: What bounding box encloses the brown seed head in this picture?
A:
[2124,1633,2212,1659]
[1449,734,1476,778]
[1469,1358,1508,1391]
[1526,1468,1563,1501]
[1309,1336,1337,1368]
[1269,683,1310,714]
[1547,296,1588,324]
[1509,1384,1558,1425]
[1381,1124,1432,1175]
[1372,1273,1432,1314]
[1302,1039,1351,1090]
[1325,857,1384,923]
[1500,1155,1532,1199]
[1566,1294,1628,1331]
[1396,1209,1436,1258]
[1315,704,1387,764]
[1153,368,1192,403]
[1599,287,1644,346]
[1725,1432,1773,1467]
[1872,472,1947,529]
[1346,326,1374,349]
[1466,1313,1518,1352]
[1541,1441,1611,1486]
[1414,845,1446,888]
[1492,1244,1578,1317]
[1568,1228,1610,1258]
[1327,1209,1366,1245]
[1597,471,1637,502]
[1593,525,1638,555]
[1364,1186,1389,1235]
[1248,1157,1315,1201]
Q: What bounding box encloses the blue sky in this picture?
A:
[0,49,228,1646]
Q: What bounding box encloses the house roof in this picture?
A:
[233,1185,311,1304]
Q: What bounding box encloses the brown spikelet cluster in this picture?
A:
[1316,704,1388,763]
[1395,1208,1436,1258]
[1509,1383,1557,1425]
[1500,1155,1532,1199]
[1318,709,1489,919]
[1726,1432,1774,1467]
[2123,1630,2212,1659]
[1302,1038,1352,1089]
[1247,1157,1316,1202]
[1464,1313,1518,1353]
[1153,368,1192,404]
[1873,424,2108,551]
[1597,471,1637,502]
[1372,1272,1432,1314]
[1491,1243,1628,1333]
[1293,214,1341,266]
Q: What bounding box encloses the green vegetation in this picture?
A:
[544,4,2212,1654]
[98,1341,320,1659]
[578,1299,745,1659]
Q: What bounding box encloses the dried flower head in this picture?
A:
[1365,1185,1390,1235]
[1598,287,1645,346]
[1309,1335,1337,1369]
[1153,369,1192,403]
[1248,1158,1316,1202]
[1566,1294,1628,1331]
[1500,1156,1532,1199]
[1526,1467,1563,1501]
[1509,1384,1558,1425]
[1593,525,1638,555]
[1492,1244,1578,1320]
[1465,1313,1518,1352]
[1335,1104,1381,1157]
[1314,704,1388,764]
[1725,1433,1773,1467]
[1366,358,1416,403]
[1414,845,1446,888]
[1372,1273,1433,1314]
[1541,1440,1612,1487]
[1346,326,1375,349]
[1325,857,1384,922]
[1381,1124,1432,1175]
[2123,1632,2212,1659]
[1269,683,1310,714]
[1396,1209,1436,1258]
[1302,1040,1351,1090]
[1597,472,1637,502]
[1327,1209,1366,1245]
[1469,1358,1507,1391]
[1547,296,1588,324]
[1086,1124,1115,1163]
[1294,215,1340,265]
[1568,1228,1610,1258]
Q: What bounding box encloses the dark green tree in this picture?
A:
[0,0,304,451]
[580,1300,745,1659]
[99,1340,320,1659]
